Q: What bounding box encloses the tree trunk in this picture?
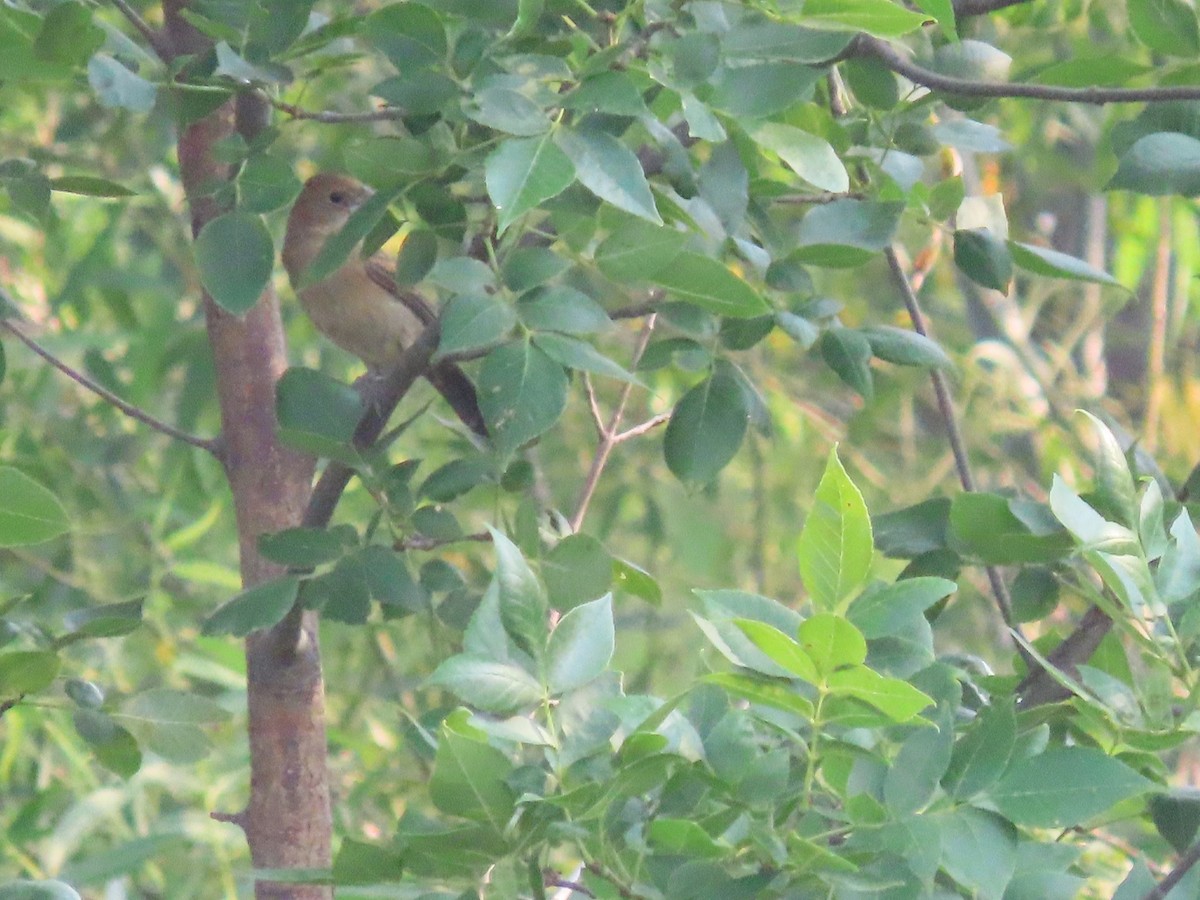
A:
[166,4,332,897]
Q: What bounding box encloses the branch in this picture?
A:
[108,0,173,62]
[883,247,1018,629]
[569,315,657,533]
[856,34,1200,104]
[0,316,220,457]
[1142,837,1200,900]
[271,324,440,657]
[271,99,408,124]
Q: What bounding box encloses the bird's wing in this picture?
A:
[364,258,438,327]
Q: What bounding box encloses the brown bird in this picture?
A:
[282,172,487,437]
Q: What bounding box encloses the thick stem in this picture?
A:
[167,5,331,895]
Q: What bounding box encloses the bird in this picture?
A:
[282,172,487,437]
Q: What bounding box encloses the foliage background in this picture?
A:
[3,0,1200,897]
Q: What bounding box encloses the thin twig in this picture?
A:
[583,374,606,438]
[857,34,1200,104]
[0,317,220,457]
[776,192,866,205]
[883,247,1016,627]
[569,316,658,533]
[582,862,640,900]
[272,99,409,123]
[108,0,173,61]
[1142,838,1200,900]
[613,413,670,444]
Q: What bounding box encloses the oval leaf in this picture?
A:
[194,211,274,314]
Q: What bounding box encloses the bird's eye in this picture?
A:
[329,190,346,205]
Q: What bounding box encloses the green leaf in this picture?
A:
[842,57,900,110]
[943,702,1016,800]
[950,493,1074,563]
[752,123,849,193]
[556,126,661,224]
[119,688,230,763]
[1036,56,1151,87]
[427,656,544,714]
[861,326,953,370]
[0,881,82,900]
[546,594,614,694]
[501,247,569,292]
[1109,131,1200,197]
[258,526,355,568]
[1129,0,1200,57]
[734,619,819,683]
[358,545,427,614]
[565,71,648,115]
[799,613,867,674]
[201,576,300,637]
[646,818,724,858]
[464,85,550,136]
[800,0,930,37]
[49,175,136,198]
[1047,476,1134,549]
[1159,510,1200,605]
[883,709,953,815]
[363,2,446,69]
[0,650,60,695]
[194,212,274,314]
[954,228,1013,292]
[915,0,957,39]
[848,577,957,638]
[664,364,749,483]
[87,55,156,112]
[1150,790,1200,853]
[595,218,687,282]
[939,807,1017,899]
[0,467,69,546]
[1079,411,1138,527]
[693,589,804,672]
[420,456,494,502]
[518,285,611,334]
[490,527,548,658]
[394,229,438,286]
[371,69,458,115]
[533,333,638,384]
[332,839,405,886]
[793,200,904,267]
[710,62,823,117]
[722,21,854,63]
[825,666,933,721]
[989,747,1154,827]
[1008,241,1121,286]
[485,134,576,234]
[478,338,568,456]
[650,252,768,318]
[34,1,103,66]
[237,154,301,213]
[436,293,516,360]
[429,713,516,828]
[798,449,873,613]
[275,367,364,454]
[612,556,662,606]
[60,599,144,642]
[544,534,613,610]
